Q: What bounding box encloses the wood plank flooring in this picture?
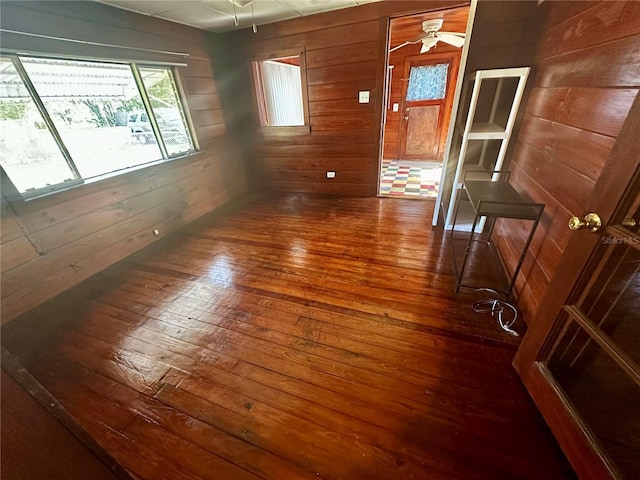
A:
[2,193,575,480]
[1,370,124,480]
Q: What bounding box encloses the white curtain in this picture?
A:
[260,60,304,126]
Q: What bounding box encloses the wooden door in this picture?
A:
[399,56,453,161]
[513,93,640,479]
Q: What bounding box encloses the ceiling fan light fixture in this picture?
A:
[421,19,444,32]
[420,37,439,53]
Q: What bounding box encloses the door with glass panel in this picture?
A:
[514,94,640,479]
[399,57,453,161]
[543,202,639,478]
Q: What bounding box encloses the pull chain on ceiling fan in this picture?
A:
[228,0,257,32]
[390,19,466,54]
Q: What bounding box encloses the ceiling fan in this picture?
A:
[390,19,466,54]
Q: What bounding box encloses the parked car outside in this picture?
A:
[127,109,188,145]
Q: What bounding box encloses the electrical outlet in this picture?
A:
[326,171,336,179]
[358,91,370,103]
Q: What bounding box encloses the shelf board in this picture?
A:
[464,181,544,220]
[466,123,507,140]
[462,165,493,182]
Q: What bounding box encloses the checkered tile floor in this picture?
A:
[380,160,441,198]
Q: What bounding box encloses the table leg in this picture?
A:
[506,215,541,297]
[456,212,480,292]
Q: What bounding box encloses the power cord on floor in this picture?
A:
[472,288,519,336]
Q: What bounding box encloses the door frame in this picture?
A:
[398,54,457,161]
[513,90,640,478]
[377,0,478,197]
[430,0,477,214]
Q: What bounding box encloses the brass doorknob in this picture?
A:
[568,213,602,232]
[622,217,637,227]
[403,115,409,120]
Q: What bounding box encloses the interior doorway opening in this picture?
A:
[380,6,470,199]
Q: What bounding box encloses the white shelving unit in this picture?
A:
[443,67,530,231]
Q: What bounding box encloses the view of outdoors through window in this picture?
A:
[140,67,193,157]
[21,57,162,179]
[0,57,79,193]
[0,56,195,197]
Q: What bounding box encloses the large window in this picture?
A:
[0,55,195,199]
[251,50,309,131]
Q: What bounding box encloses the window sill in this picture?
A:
[7,150,202,215]
[259,125,310,136]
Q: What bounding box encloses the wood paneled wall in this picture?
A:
[0,1,247,323]
[465,1,541,73]
[220,1,468,196]
[494,1,640,322]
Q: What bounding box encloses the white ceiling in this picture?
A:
[97,0,382,33]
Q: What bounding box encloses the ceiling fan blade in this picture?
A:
[420,37,439,53]
[389,23,466,53]
[390,33,429,53]
[437,33,465,48]
[389,41,411,53]
[438,31,466,37]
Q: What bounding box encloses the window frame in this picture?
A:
[250,48,310,136]
[5,56,84,194]
[0,53,198,203]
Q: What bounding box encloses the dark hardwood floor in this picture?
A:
[2,193,574,479]
[1,370,125,480]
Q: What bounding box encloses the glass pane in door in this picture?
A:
[545,217,640,479]
[406,63,448,101]
[548,323,640,478]
[577,242,640,365]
